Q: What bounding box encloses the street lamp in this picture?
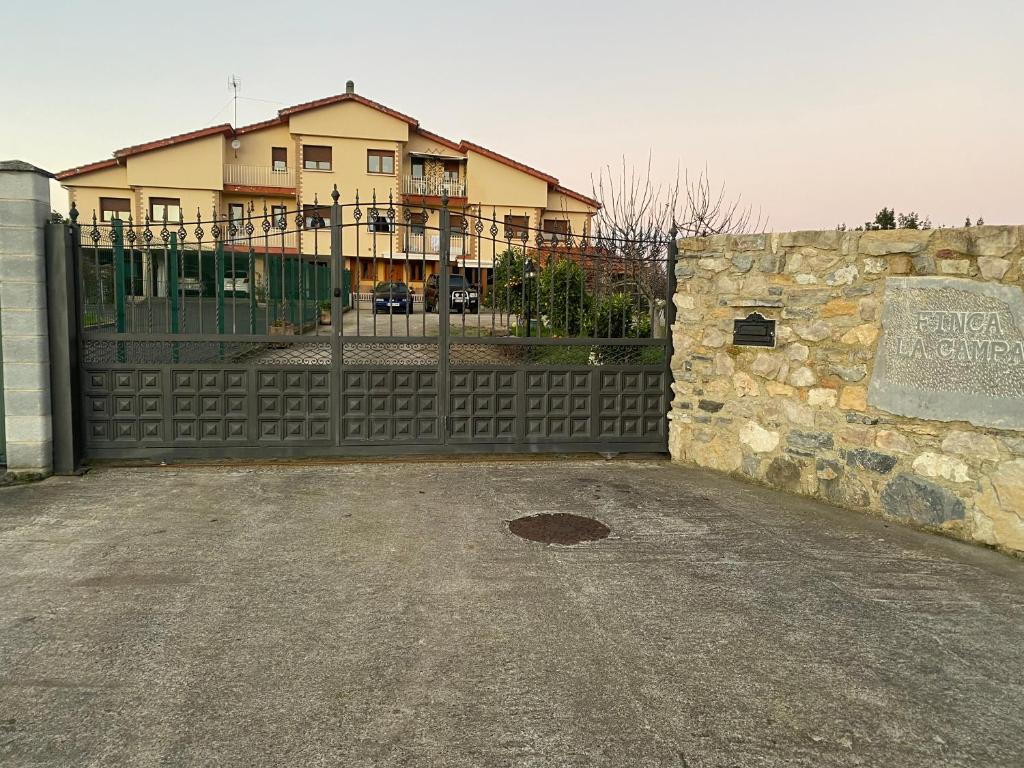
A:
[524,258,536,338]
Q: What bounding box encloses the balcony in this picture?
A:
[223,164,296,192]
[405,232,466,257]
[402,176,467,199]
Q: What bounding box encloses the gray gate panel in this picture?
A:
[82,363,335,450]
[523,368,594,442]
[596,368,668,442]
[447,368,520,443]
[254,369,332,444]
[340,367,441,444]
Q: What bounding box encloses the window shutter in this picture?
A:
[100,197,131,213]
[304,145,331,163]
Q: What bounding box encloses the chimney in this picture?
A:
[345,80,355,95]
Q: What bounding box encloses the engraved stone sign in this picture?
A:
[868,277,1024,430]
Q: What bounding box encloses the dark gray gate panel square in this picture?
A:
[341,368,440,444]
[171,369,250,443]
[84,368,165,445]
[256,370,332,443]
[524,369,594,442]
[597,369,667,441]
[448,369,518,443]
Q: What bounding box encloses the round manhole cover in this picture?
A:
[508,513,610,545]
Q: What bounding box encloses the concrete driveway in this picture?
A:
[0,460,1021,767]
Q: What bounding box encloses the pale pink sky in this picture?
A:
[3,0,1021,230]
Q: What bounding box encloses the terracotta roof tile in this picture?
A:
[54,91,597,208]
[413,127,463,153]
[278,92,418,125]
[113,123,233,159]
[458,140,558,185]
[234,116,286,135]
[552,184,601,209]
[54,158,119,180]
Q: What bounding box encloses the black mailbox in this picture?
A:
[733,312,776,347]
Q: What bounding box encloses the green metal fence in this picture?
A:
[84,218,351,336]
[267,255,336,329]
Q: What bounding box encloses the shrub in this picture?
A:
[593,293,637,339]
[538,258,593,337]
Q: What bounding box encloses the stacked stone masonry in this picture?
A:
[669,227,1024,555]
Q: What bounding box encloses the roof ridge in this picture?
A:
[278,92,419,126]
[235,115,285,135]
[413,127,463,153]
[113,123,233,159]
[54,157,119,180]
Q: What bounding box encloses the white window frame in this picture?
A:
[150,198,181,224]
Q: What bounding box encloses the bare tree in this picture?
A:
[591,156,766,240]
[587,157,767,337]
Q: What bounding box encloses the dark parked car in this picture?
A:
[424,273,479,314]
[373,281,414,314]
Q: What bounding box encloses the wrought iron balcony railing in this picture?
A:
[405,232,466,256]
[223,164,297,189]
[402,176,467,198]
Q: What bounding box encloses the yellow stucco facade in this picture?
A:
[57,86,599,292]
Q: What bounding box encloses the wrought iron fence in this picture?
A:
[70,189,674,348]
[74,202,338,340]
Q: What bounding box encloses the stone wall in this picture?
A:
[669,226,1024,555]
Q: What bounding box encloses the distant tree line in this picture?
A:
[837,208,985,231]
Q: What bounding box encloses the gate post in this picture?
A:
[45,206,83,474]
[0,161,54,477]
[665,225,678,333]
[110,219,127,363]
[330,186,343,446]
[111,218,126,333]
[438,192,451,440]
[330,185,342,314]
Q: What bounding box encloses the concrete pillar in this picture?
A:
[0,161,53,477]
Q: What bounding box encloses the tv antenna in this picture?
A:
[228,75,242,156]
[228,75,241,131]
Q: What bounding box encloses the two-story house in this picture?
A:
[56,81,599,299]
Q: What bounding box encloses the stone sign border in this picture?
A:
[868,276,1024,431]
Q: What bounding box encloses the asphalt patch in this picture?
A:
[508,512,610,545]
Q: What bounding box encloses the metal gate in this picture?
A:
[69,191,675,460]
